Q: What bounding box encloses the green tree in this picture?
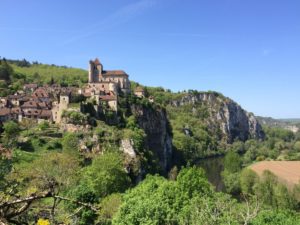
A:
[254,170,278,207]
[274,183,296,210]
[83,151,131,198]
[97,193,122,225]
[183,193,239,225]
[224,151,242,173]
[66,182,98,225]
[62,132,80,156]
[293,141,300,151]
[176,166,212,198]
[222,151,242,194]
[0,151,12,191]
[251,210,300,225]
[5,152,80,223]
[240,169,259,195]
[113,175,177,225]
[113,167,212,225]
[222,170,241,194]
[2,121,20,148]
[18,152,80,194]
[0,59,13,82]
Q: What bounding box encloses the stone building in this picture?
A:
[52,93,70,123]
[88,58,130,94]
[0,58,134,124]
[81,58,131,113]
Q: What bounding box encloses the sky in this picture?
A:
[1,0,300,118]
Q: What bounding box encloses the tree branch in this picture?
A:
[0,191,98,222]
[54,195,98,212]
[0,191,52,209]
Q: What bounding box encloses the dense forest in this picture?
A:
[1,58,300,224]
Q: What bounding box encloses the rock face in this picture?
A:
[120,139,137,158]
[131,105,173,172]
[121,92,264,174]
[171,92,265,143]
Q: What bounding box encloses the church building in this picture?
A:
[88,58,130,94]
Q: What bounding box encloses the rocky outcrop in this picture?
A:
[171,92,265,143]
[120,139,137,158]
[131,105,173,172]
[60,123,91,133]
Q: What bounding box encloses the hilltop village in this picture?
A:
[0,58,146,124]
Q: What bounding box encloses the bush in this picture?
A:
[83,151,131,198]
[62,111,88,125]
[240,169,259,195]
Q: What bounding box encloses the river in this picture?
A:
[196,156,225,192]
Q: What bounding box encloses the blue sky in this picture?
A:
[1,0,300,118]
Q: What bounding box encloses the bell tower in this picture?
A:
[94,58,103,80]
[88,58,103,83]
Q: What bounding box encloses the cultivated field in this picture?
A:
[250,161,300,188]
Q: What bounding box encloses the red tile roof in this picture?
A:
[0,108,10,116]
[40,110,52,118]
[24,109,41,116]
[32,88,49,98]
[99,95,117,101]
[11,107,21,114]
[103,70,128,76]
[21,101,39,108]
[8,94,24,100]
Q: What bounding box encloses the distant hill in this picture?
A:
[279,118,300,123]
[256,116,300,133]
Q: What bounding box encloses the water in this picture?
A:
[196,156,225,191]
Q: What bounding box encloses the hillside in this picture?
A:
[12,64,87,85]
[257,116,300,133]
[2,58,87,86]
[1,58,300,224]
[1,59,265,164]
[136,86,263,162]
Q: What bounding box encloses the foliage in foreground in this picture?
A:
[112,166,300,225]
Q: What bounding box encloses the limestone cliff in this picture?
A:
[130,105,173,172]
[171,92,265,143]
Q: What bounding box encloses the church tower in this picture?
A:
[88,58,103,83]
[94,58,103,79]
